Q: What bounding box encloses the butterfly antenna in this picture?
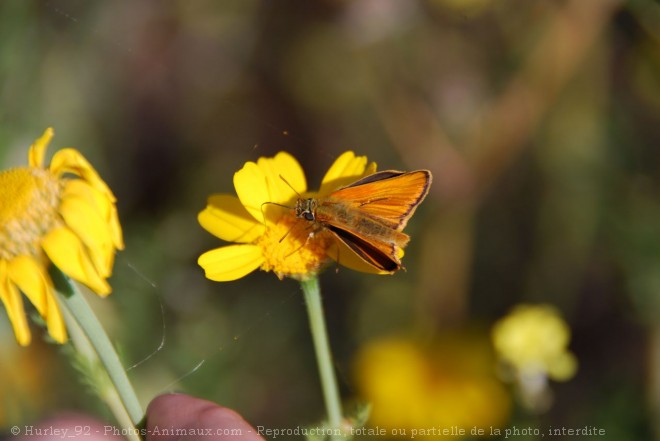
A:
[260,201,292,225]
[258,174,302,225]
[279,174,303,199]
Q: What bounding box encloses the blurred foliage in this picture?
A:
[1,0,659,439]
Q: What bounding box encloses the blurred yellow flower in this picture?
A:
[0,128,123,346]
[198,151,383,282]
[354,335,510,436]
[492,304,577,382]
[492,304,577,412]
[0,336,54,427]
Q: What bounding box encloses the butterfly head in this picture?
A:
[295,198,317,222]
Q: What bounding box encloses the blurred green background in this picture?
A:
[1,0,659,439]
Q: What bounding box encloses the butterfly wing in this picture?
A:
[326,170,431,230]
[326,224,402,273]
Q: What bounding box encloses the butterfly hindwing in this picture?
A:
[326,224,402,273]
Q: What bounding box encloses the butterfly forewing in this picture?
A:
[325,170,431,230]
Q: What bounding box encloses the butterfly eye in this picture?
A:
[295,198,317,222]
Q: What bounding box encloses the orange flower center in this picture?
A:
[0,167,63,260]
[257,213,333,280]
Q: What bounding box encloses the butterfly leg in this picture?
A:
[284,223,322,258]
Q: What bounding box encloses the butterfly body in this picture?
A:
[295,169,431,273]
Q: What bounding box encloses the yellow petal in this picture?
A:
[198,194,265,243]
[233,162,272,223]
[28,127,54,168]
[59,187,115,277]
[234,152,306,223]
[364,161,377,176]
[45,290,67,344]
[108,204,124,250]
[63,179,124,250]
[7,255,50,316]
[49,148,116,202]
[318,151,377,195]
[7,256,67,343]
[257,151,307,200]
[0,260,31,346]
[42,227,111,296]
[198,245,263,281]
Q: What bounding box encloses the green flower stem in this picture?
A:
[301,276,343,436]
[57,273,143,428]
[60,303,139,441]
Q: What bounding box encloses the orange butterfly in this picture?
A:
[295,170,432,273]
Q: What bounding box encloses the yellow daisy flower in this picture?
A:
[197,151,385,281]
[492,304,577,382]
[0,128,123,346]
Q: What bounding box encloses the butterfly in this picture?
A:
[295,169,432,273]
